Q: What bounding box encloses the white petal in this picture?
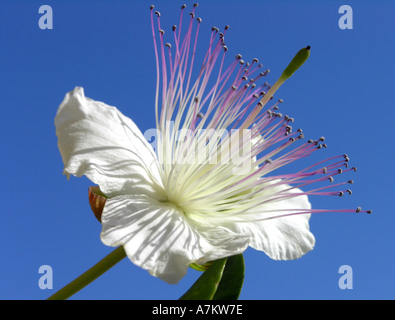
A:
[235,184,315,260]
[55,87,164,199]
[196,226,250,263]
[100,195,216,284]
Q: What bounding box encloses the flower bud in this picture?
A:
[88,186,107,222]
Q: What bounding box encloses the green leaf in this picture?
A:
[213,254,245,300]
[179,254,245,300]
[179,258,227,300]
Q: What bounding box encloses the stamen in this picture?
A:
[150,6,369,223]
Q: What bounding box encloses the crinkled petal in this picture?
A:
[194,225,250,264]
[55,87,164,199]
[100,195,217,284]
[234,184,315,260]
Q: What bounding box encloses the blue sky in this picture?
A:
[1,0,394,300]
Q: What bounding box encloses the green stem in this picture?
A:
[47,246,126,300]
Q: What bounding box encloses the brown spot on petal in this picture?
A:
[88,186,107,223]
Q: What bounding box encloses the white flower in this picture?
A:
[55,5,365,284]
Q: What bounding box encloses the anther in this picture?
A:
[244,84,250,89]
[150,5,154,10]
[322,144,327,148]
[278,99,284,103]
[258,63,263,68]
[253,94,259,99]
[322,167,327,174]
[231,85,237,90]
[190,12,195,18]
[159,29,165,35]
[172,25,177,31]
[348,180,354,184]
[165,43,171,48]
[236,54,242,60]
[181,4,187,9]
[346,189,352,195]
[328,176,334,183]
[356,207,361,213]
[319,136,325,142]
[258,101,263,107]
[367,210,372,214]
[298,133,305,139]
[223,46,228,52]
[212,26,219,32]
[197,112,204,119]
[197,17,202,23]
[241,76,248,81]
[225,25,230,30]
[239,59,245,65]
[352,167,357,172]
[338,168,343,174]
[193,3,199,8]
[154,11,161,17]
[194,96,200,103]
[252,58,259,63]
[339,191,344,197]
